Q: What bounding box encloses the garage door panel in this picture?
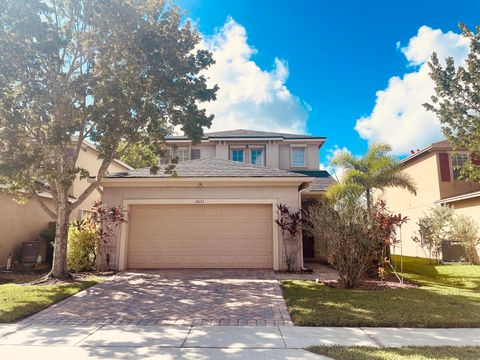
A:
[127,204,273,268]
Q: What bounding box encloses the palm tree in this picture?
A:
[328,142,417,210]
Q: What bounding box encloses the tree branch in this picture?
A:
[33,192,57,219]
[71,141,120,210]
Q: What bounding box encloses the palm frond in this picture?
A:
[329,150,358,169]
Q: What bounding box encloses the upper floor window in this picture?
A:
[250,148,264,166]
[177,147,189,162]
[191,148,201,160]
[231,148,244,162]
[291,147,306,167]
[451,153,468,180]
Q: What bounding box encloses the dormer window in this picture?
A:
[177,147,190,162]
[250,148,264,166]
[230,148,244,162]
[451,153,468,180]
[291,146,306,167]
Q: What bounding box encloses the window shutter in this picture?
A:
[191,149,201,160]
[471,154,480,165]
[438,153,451,182]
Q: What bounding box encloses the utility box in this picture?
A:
[441,240,467,263]
[21,241,47,263]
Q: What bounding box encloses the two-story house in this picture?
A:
[96,129,334,271]
[0,139,131,266]
[382,140,480,260]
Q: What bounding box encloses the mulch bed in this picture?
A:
[322,274,418,290]
[0,270,115,286]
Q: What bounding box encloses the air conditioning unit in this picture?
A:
[21,241,47,263]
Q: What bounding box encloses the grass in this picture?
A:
[282,256,480,327]
[0,272,104,322]
[307,346,480,360]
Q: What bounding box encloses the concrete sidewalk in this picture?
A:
[0,324,479,359]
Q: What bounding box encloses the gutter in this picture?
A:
[435,190,480,204]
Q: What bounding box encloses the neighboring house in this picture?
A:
[97,129,335,271]
[382,140,480,260]
[0,140,131,267]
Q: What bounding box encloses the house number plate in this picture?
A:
[195,199,205,204]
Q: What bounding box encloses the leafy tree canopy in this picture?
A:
[117,141,159,169]
[0,0,218,277]
[425,23,480,181]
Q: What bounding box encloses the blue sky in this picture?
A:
[177,0,480,167]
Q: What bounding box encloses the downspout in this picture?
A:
[298,182,310,271]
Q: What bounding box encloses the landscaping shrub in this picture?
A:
[304,200,384,288]
[414,205,480,264]
[275,204,304,272]
[413,205,454,261]
[450,214,480,264]
[67,219,97,272]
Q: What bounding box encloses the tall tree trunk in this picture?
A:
[470,245,480,265]
[50,191,72,278]
[366,188,372,212]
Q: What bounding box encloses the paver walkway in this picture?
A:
[23,269,298,326]
[1,324,479,359]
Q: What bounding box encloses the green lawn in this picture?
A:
[0,274,103,322]
[307,346,480,360]
[282,256,480,327]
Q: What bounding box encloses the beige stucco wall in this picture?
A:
[450,197,480,256]
[451,197,480,218]
[266,143,279,168]
[381,153,441,258]
[215,143,229,159]
[278,145,290,170]
[0,194,54,266]
[101,184,301,271]
[1,143,129,266]
[71,146,130,219]
[278,144,320,171]
[439,153,480,198]
[307,144,319,170]
[192,144,216,158]
[383,151,480,259]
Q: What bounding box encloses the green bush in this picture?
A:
[67,220,97,272]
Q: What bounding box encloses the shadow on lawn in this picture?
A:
[0,280,98,323]
[282,280,480,328]
[308,345,480,360]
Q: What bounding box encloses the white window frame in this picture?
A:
[176,147,190,162]
[78,209,97,221]
[190,148,201,160]
[249,147,265,166]
[451,152,469,181]
[290,145,307,168]
[230,147,245,163]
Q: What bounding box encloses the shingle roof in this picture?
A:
[291,170,336,192]
[166,129,325,141]
[106,157,309,179]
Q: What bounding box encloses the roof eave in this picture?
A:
[435,190,480,204]
[93,176,313,186]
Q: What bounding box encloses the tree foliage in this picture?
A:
[414,205,455,261]
[425,23,480,181]
[415,205,480,264]
[275,204,304,272]
[0,0,218,277]
[117,141,159,169]
[304,199,386,288]
[328,142,417,209]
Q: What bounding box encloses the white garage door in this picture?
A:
[127,204,273,268]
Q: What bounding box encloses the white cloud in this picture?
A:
[199,18,309,134]
[355,26,469,155]
[321,145,352,181]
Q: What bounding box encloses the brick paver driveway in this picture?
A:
[23,269,293,326]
